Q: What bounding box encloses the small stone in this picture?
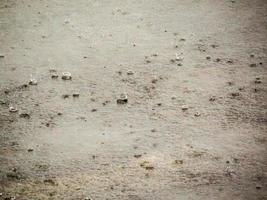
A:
[209,96,216,101]
[19,113,30,119]
[117,94,128,104]
[226,60,233,64]
[29,78,38,85]
[250,54,255,58]
[194,112,201,117]
[134,154,142,158]
[206,56,211,60]
[140,161,154,170]
[170,59,176,63]
[256,185,262,190]
[127,71,134,75]
[151,78,158,84]
[62,72,72,80]
[4,197,16,200]
[255,79,262,84]
[174,160,183,164]
[19,84,28,89]
[73,93,80,97]
[44,178,57,186]
[0,100,7,105]
[181,105,189,111]
[102,100,110,106]
[231,92,240,97]
[177,63,183,66]
[227,81,234,86]
[62,94,70,99]
[145,166,154,170]
[84,197,92,200]
[250,63,257,67]
[175,53,184,61]
[6,172,20,180]
[151,129,156,132]
[27,148,34,152]
[215,58,221,62]
[0,54,5,58]
[57,112,63,116]
[9,106,18,113]
[51,73,59,79]
[91,108,97,112]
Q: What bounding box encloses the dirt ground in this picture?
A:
[0,0,267,199]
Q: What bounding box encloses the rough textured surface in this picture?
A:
[0,0,266,199]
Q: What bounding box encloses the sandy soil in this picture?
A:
[0,0,267,199]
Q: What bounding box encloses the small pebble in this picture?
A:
[19,113,30,119]
[117,94,128,104]
[194,112,201,117]
[134,154,142,158]
[255,78,262,84]
[73,93,80,97]
[181,105,189,111]
[151,78,158,84]
[231,92,240,97]
[127,71,134,75]
[29,78,38,85]
[174,160,183,164]
[62,72,72,80]
[9,106,18,113]
[175,53,184,61]
[51,73,59,79]
[256,185,262,190]
[209,96,216,101]
[62,94,70,99]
